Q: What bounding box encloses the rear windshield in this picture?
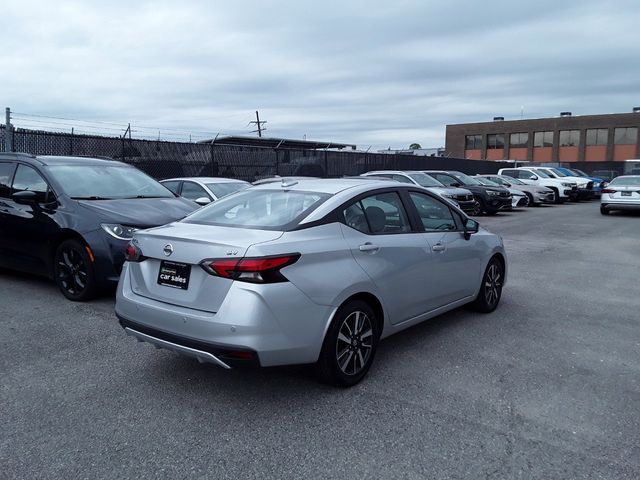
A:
[205,182,249,198]
[608,176,640,186]
[182,189,330,229]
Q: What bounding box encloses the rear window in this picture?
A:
[182,189,330,230]
[205,182,249,198]
[608,176,640,186]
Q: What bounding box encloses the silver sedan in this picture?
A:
[600,175,640,214]
[116,178,507,386]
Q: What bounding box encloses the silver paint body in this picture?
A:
[116,179,507,367]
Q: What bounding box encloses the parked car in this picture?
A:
[474,176,528,208]
[161,177,250,205]
[476,174,556,206]
[527,167,592,200]
[424,170,512,215]
[0,153,198,300]
[116,178,507,386]
[360,170,476,213]
[600,175,640,215]
[252,176,320,185]
[497,167,577,203]
[554,168,603,197]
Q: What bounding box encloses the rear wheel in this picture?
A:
[600,205,609,215]
[316,300,379,387]
[471,257,504,313]
[54,239,97,301]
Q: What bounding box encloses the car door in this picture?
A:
[180,181,212,202]
[0,161,17,261]
[406,191,482,306]
[3,164,60,273]
[338,189,438,324]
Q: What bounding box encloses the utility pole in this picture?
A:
[249,110,267,137]
[4,107,13,152]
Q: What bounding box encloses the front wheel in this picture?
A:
[470,257,504,313]
[54,239,97,301]
[315,300,379,387]
[600,205,609,215]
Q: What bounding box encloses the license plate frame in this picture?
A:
[621,191,632,197]
[157,260,191,290]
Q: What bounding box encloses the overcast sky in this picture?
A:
[3,0,640,149]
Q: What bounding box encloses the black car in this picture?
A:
[0,153,198,300]
[425,170,512,215]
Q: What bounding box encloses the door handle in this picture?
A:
[432,243,446,252]
[359,243,380,252]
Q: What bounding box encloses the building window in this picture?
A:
[586,129,608,146]
[614,127,638,145]
[509,132,528,148]
[533,131,553,147]
[486,134,505,149]
[559,130,580,147]
[465,135,482,149]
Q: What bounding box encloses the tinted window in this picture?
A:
[533,131,553,147]
[183,189,329,230]
[510,133,528,147]
[586,129,608,146]
[205,182,248,198]
[465,135,482,149]
[47,165,173,199]
[181,181,209,201]
[343,201,369,233]
[487,134,505,149]
[12,165,50,203]
[500,169,518,179]
[358,192,411,234]
[409,192,456,232]
[162,180,180,194]
[517,170,536,179]
[559,130,580,147]
[0,162,15,198]
[614,127,637,145]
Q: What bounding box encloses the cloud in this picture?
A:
[3,0,640,149]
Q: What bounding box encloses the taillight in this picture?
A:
[200,254,300,283]
[602,188,617,194]
[124,241,146,262]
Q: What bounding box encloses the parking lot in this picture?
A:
[2,201,639,479]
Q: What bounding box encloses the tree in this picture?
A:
[409,143,422,150]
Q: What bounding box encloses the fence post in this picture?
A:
[70,128,74,155]
[4,107,12,152]
[274,148,279,176]
[324,149,328,177]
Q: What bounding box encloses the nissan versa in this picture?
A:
[116,178,507,386]
[0,154,197,300]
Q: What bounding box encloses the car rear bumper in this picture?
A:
[601,202,640,211]
[115,263,334,367]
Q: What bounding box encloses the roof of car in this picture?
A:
[0,154,127,167]
[251,177,398,194]
[161,177,249,183]
[363,170,425,176]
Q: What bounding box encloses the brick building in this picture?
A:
[445,109,640,163]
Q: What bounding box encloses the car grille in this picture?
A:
[498,191,510,197]
[456,194,474,201]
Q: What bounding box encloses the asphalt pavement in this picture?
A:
[1,201,639,479]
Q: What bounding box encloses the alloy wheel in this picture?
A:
[484,263,502,307]
[57,246,89,295]
[335,311,373,376]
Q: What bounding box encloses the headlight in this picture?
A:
[101,223,138,240]
[486,190,499,196]
[561,182,572,187]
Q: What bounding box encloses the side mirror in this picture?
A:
[530,175,538,180]
[451,182,462,188]
[194,197,211,206]
[12,190,39,205]
[463,218,479,240]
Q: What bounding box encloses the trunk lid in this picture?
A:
[128,223,283,312]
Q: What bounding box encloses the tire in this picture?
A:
[470,257,504,313]
[525,192,534,206]
[600,205,609,215]
[54,239,97,301]
[550,188,562,204]
[315,300,379,387]
[470,200,482,216]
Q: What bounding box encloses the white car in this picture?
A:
[497,167,577,203]
[600,175,640,215]
[526,167,593,200]
[161,177,250,205]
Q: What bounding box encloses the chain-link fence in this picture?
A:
[2,125,626,179]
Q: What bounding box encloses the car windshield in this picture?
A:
[475,177,500,187]
[408,173,444,187]
[205,182,249,198]
[47,165,174,199]
[531,169,550,178]
[501,176,525,185]
[452,172,482,185]
[182,188,331,230]
[573,169,589,176]
[608,176,640,186]
[550,168,568,177]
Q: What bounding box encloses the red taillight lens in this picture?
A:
[602,188,617,194]
[124,242,145,262]
[200,254,300,283]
